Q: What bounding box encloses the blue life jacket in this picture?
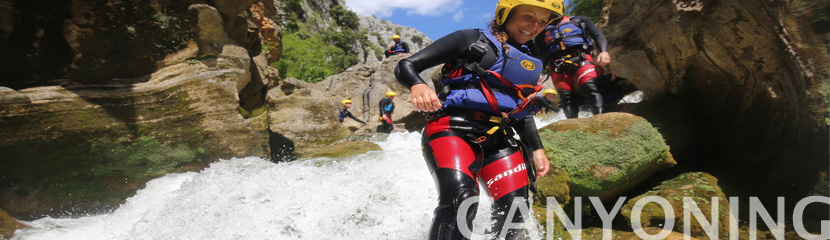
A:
[338,108,349,122]
[542,17,591,59]
[440,29,543,119]
[393,43,406,53]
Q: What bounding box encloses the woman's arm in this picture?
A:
[395,29,482,111]
[514,116,550,177]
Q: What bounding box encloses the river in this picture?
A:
[12,92,643,240]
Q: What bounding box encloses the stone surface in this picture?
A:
[267,54,438,159]
[0,208,27,239]
[0,0,278,220]
[538,112,676,200]
[621,172,730,239]
[602,0,829,199]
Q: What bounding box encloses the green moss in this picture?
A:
[301,140,381,159]
[89,136,198,179]
[184,54,218,65]
[539,118,672,196]
[819,80,830,126]
[239,105,267,119]
[621,172,730,239]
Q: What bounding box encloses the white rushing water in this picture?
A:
[14,100,634,240]
[12,131,548,240]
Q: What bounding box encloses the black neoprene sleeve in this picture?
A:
[395,29,482,89]
[513,116,544,151]
[573,16,608,53]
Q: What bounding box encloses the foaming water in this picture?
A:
[13,132,548,240]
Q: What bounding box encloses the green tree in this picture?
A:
[566,0,603,22]
[331,5,359,30]
[276,32,347,83]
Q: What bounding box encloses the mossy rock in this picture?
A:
[300,140,381,159]
[538,112,676,200]
[620,172,729,239]
[581,227,699,240]
[0,208,27,239]
[531,167,571,238]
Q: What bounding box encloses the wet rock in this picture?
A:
[538,112,676,200]
[620,172,729,239]
[301,140,381,159]
[602,0,829,198]
[0,208,27,239]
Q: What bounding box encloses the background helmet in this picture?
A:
[385,91,397,98]
[543,88,558,96]
[495,0,564,26]
[342,99,352,105]
[392,35,401,40]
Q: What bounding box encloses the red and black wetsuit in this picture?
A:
[541,15,608,118]
[396,29,545,240]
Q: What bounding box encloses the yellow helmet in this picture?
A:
[385,91,397,98]
[543,88,558,96]
[392,35,401,40]
[495,0,565,26]
[341,99,352,105]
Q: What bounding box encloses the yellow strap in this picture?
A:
[489,116,502,123]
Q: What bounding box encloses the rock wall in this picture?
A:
[0,0,279,220]
[266,54,437,158]
[358,15,433,65]
[603,0,829,197]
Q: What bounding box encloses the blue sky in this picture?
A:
[344,0,502,41]
[345,0,573,41]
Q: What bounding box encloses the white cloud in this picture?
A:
[344,0,463,18]
[452,11,464,22]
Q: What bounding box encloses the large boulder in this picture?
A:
[538,112,676,200]
[621,172,730,239]
[602,0,829,197]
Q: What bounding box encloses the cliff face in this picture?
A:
[603,0,829,196]
[271,0,431,66]
[0,0,277,219]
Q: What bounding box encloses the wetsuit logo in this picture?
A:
[486,163,526,188]
[520,60,536,71]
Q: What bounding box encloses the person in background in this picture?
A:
[530,88,560,116]
[539,14,610,118]
[384,35,410,58]
[378,91,396,133]
[338,100,366,125]
[394,0,562,239]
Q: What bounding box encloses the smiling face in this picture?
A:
[504,5,552,44]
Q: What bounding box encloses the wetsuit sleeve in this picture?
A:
[514,116,544,151]
[402,42,410,53]
[395,29,482,89]
[347,112,365,124]
[533,96,557,112]
[574,16,608,53]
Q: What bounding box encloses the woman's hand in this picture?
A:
[532,149,550,177]
[595,51,611,67]
[410,84,442,112]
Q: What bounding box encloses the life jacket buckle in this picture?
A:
[486,126,499,135]
[476,135,487,143]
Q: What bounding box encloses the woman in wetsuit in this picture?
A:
[395,0,563,239]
